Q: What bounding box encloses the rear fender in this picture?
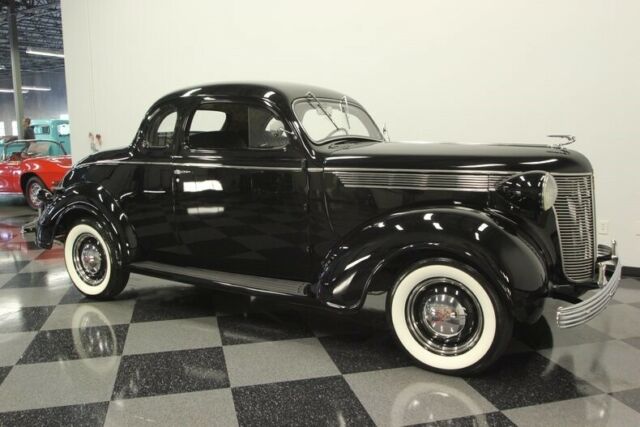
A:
[36,183,137,264]
[314,207,548,323]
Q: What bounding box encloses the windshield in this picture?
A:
[293,95,383,144]
[2,140,66,161]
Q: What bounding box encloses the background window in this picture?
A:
[148,110,177,148]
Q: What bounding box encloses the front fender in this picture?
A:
[36,183,138,263]
[315,207,548,323]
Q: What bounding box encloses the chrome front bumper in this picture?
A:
[556,244,621,328]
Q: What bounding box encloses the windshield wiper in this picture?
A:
[305,92,341,131]
[340,96,351,129]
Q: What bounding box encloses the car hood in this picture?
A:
[321,141,592,174]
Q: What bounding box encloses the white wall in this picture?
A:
[61,0,640,265]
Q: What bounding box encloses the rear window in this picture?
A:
[33,125,51,135]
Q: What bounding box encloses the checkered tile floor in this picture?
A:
[1,202,640,426]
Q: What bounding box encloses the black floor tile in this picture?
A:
[112,347,229,399]
[0,306,54,333]
[319,333,412,374]
[0,366,10,386]
[0,260,29,274]
[1,272,48,289]
[413,411,517,426]
[232,376,374,427]
[217,311,314,345]
[18,325,128,364]
[611,387,640,413]
[465,352,602,410]
[0,402,109,427]
[130,288,217,322]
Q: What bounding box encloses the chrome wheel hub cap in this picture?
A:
[406,277,483,356]
[80,243,102,275]
[29,183,42,207]
[422,294,467,338]
[72,233,106,286]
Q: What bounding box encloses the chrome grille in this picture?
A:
[553,174,595,282]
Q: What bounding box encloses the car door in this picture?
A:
[115,104,182,263]
[0,142,26,193]
[172,99,311,281]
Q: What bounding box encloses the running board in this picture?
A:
[129,261,311,298]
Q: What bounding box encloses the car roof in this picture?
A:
[151,82,359,112]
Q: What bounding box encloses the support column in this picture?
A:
[7,0,24,138]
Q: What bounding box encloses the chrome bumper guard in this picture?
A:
[556,243,621,328]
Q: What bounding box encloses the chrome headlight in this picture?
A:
[540,173,558,210]
[496,172,557,211]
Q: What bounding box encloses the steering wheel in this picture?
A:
[327,127,349,137]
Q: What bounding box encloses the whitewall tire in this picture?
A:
[388,262,512,375]
[64,218,129,299]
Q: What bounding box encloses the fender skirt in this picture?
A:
[314,207,548,323]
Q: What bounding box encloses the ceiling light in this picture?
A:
[23,86,51,91]
[0,86,49,93]
[0,89,29,94]
[26,47,64,58]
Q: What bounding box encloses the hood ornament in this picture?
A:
[547,134,576,148]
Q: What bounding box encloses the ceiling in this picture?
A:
[0,0,63,81]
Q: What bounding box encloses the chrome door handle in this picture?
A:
[174,170,192,175]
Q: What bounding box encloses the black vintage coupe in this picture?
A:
[36,82,621,374]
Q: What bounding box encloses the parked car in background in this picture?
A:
[32,119,71,154]
[0,135,18,149]
[0,139,72,209]
[35,82,620,375]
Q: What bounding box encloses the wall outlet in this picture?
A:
[635,220,640,236]
[598,220,609,235]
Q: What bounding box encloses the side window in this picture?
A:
[185,103,291,151]
[248,107,289,149]
[187,109,229,150]
[147,109,177,148]
[190,110,227,133]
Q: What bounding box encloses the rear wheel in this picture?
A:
[387,261,512,375]
[64,218,129,299]
[24,176,45,210]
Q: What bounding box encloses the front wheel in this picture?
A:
[64,218,129,299]
[387,261,513,375]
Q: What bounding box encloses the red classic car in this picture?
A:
[0,139,72,209]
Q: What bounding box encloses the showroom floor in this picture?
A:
[1,201,640,426]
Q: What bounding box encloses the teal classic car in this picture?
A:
[31,119,70,153]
